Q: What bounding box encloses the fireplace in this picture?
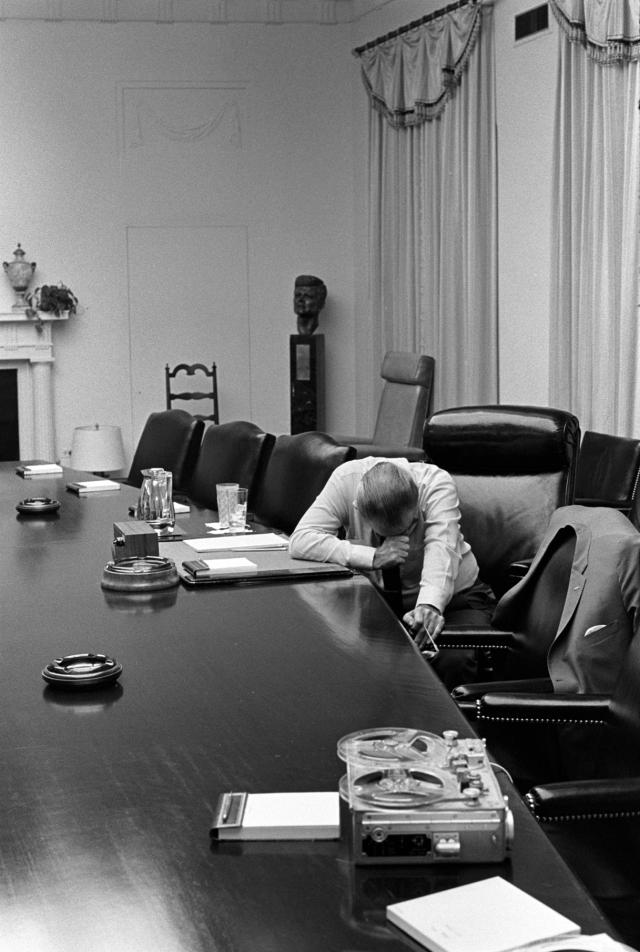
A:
[0,311,69,460]
[0,369,19,460]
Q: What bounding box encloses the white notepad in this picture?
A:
[211,791,340,841]
[18,463,63,477]
[199,557,258,575]
[185,533,287,552]
[386,877,581,952]
[67,479,121,493]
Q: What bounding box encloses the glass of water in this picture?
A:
[229,487,248,530]
[216,482,239,530]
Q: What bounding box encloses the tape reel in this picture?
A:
[337,727,448,768]
[338,727,458,810]
[351,768,449,808]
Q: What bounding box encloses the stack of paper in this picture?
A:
[17,463,63,478]
[386,877,581,952]
[185,533,287,553]
[67,479,121,494]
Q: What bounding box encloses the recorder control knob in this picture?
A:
[434,835,460,856]
[370,827,388,843]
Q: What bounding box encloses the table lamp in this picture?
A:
[70,424,125,477]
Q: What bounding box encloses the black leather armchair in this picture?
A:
[445,505,640,704]
[423,405,580,598]
[252,432,356,535]
[473,631,640,947]
[123,409,204,492]
[184,420,275,511]
[440,518,577,697]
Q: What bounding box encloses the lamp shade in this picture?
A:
[71,424,125,473]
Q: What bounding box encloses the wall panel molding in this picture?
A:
[117,81,246,155]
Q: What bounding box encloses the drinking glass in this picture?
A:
[216,482,239,529]
[229,487,248,530]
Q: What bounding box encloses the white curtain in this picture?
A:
[549,0,640,435]
[357,1,497,413]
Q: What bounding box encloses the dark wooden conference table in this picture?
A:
[0,462,612,950]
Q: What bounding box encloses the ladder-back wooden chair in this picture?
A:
[165,362,219,424]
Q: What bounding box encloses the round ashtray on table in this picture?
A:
[16,497,61,514]
[42,652,123,689]
[101,555,180,591]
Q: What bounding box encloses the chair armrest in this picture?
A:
[477,692,611,724]
[452,677,553,703]
[437,625,515,651]
[526,777,640,822]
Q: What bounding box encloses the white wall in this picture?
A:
[0,0,565,468]
[0,15,357,468]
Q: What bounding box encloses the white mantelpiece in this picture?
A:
[0,311,69,461]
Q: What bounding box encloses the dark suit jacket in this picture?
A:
[493,505,640,694]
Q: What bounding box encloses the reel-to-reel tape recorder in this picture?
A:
[337,727,514,865]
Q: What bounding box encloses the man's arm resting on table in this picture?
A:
[288,485,375,570]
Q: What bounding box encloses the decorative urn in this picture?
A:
[3,243,36,311]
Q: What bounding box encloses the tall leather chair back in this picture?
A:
[186,421,275,510]
[373,352,435,447]
[127,409,204,491]
[575,430,640,526]
[423,405,580,597]
[252,432,356,535]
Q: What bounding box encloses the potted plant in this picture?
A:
[25,283,78,331]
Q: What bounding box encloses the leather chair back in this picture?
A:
[575,430,640,525]
[126,409,204,491]
[186,421,275,510]
[252,432,356,535]
[373,352,435,447]
[423,405,580,597]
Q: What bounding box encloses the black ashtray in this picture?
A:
[42,652,123,689]
[17,496,61,514]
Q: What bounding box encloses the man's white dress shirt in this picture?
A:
[289,457,479,613]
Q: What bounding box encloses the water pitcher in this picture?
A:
[136,468,175,528]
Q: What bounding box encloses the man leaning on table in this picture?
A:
[289,458,495,688]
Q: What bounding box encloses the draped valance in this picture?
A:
[550,0,640,63]
[354,1,482,128]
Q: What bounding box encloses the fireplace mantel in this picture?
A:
[0,310,69,460]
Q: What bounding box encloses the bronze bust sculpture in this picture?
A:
[294,274,327,335]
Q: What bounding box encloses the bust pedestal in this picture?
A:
[289,334,325,434]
